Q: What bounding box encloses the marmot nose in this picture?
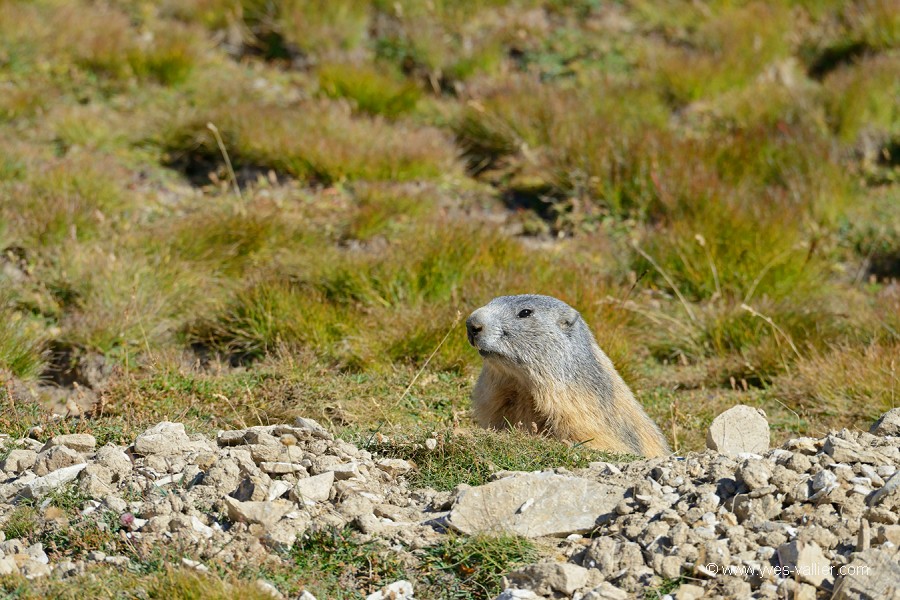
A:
[466,317,483,347]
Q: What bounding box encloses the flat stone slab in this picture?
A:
[447,472,626,538]
[706,405,770,455]
[291,472,334,505]
[133,422,193,456]
[42,434,97,454]
[20,463,87,499]
[223,497,293,528]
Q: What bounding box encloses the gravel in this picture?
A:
[0,409,897,599]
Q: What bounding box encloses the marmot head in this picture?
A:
[466,295,589,375]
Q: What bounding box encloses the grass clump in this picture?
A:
[371,0,511,86]
[159,203,299,276]
[49,104,134,154]
[777,341,900,424]
[345,185,432,241]
[188,221,533,370]
[0,567,282,600]
[44,484,92,514]
[143,568,284,600]
[249,0,370,59]
[0,306,46,379]
[1,489,122,564]
[39,510,122,561]
[42,246,212,356]
[822,53,900,143]
[844,0,900,50]
[632,206,824,304]
[0,1,200,89]
[75,19,199,86]
[620,166,848,380]
[319,63,420,118]
[2,506,39,540]
[290,526,408,599]
[644,576,686,599]
[421,534,538,599]
[843,196,900,279]
[453,76,669,211]
[370,428,636,491]
[186,279,355,365]
[164,102,460,184]
[803,0,900,67]
[649,2,792,105]
[1,155,130,247]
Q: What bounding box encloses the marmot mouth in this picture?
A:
[478,349,502,359]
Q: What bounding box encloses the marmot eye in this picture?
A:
[517,309,533,318]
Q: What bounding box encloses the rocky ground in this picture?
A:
[0,407,898,599]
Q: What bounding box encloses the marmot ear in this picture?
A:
[558,308,579,329]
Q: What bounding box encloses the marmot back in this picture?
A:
[465,294,670,458]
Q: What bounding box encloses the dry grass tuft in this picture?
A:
[164,102,460,184]
[778,341,899,425]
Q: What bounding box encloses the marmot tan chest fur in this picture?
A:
[466,294,670,458]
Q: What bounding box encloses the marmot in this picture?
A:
[465,294,670,458]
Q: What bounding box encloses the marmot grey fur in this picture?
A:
[466,294,670,458]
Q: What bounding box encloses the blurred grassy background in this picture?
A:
[0,0,898,457]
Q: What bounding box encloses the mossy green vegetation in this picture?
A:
[421,534,539,599]
[369,428,636,490]
[0,0,899,595]
[289,527,408,599]
[268,526,536,600]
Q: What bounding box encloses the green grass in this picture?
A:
[1,485,123,565]
[370,0,513,85]
[345,184,433,241]
[319,63,421,118]
[651,2,792,105]
[44,484,92,514]
[369,428,637,491]
[0,567,282,600]
[644,576,686,599]
[1,155,131,247]
[778,340,900,424]
[289,527,408,599]
[2,507,39,541]
[281,526,536,600]
[245,0,370,59]
[162,102,460,185]
[0,1,201,91]
[844,196,900,275]
[37,511,122,562]
[0,307,46,379]
[421,534,539,599]
[823,53,900,143]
